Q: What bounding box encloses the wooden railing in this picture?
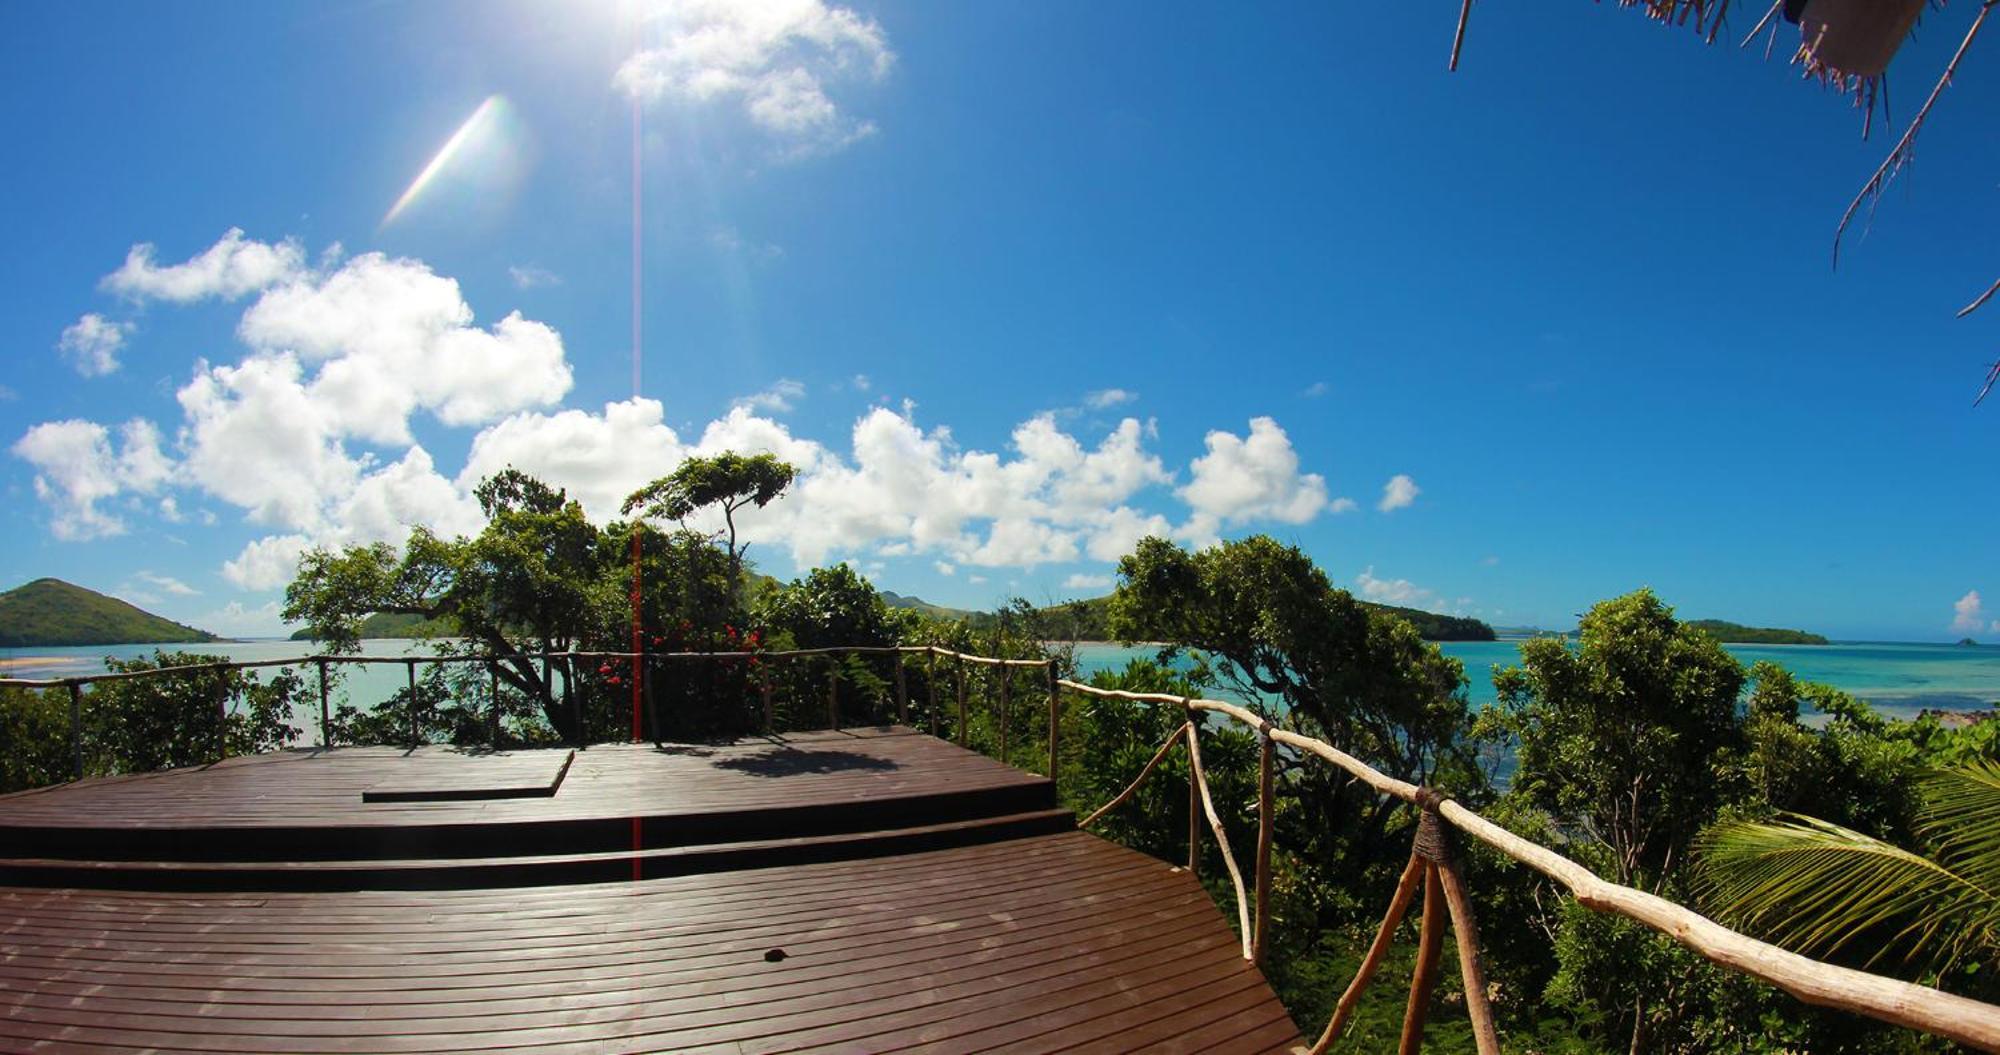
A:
[10,644,2000,1050]
[1053,680,2000,1054]
[0,645,1065,790]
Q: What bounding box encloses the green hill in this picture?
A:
[1688,619,1828,645]
[0,578,218,648]
[880,591,982,621]
[288,611,457,641]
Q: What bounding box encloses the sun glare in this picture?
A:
[380,94,508,229]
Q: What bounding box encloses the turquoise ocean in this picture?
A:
[1069,639,2000,721]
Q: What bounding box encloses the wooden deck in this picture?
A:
[0,727,1302,1052]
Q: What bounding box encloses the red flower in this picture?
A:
[597,664,612,676]
[608,676,623,686]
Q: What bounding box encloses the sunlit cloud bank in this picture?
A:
[617,0,893,158]
[15,230,1360,600]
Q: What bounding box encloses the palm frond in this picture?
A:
[1920,761,2000,899]
[1695,814,1993,971]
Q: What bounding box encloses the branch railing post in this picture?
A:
[894,651,908,727]
[998,665,1011,764]
[316,658,330,749]
[826,657,839,731]
[1426,801,1501,1055]
[1399,861,1448,1055]
[406,659,419,748]
[1185,708,1200,876]
[761,674,775,736]
[1045,661,1059,790]
[564,651,580,748]
[1253,722,1275,967]
[926,653,939,738]
[488,665,502,748]
[213,665,229,763]
[955,654,967,746]
[67,681,83,782]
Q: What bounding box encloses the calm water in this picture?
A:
[1072,639,2000,720]
[0,639,446,743]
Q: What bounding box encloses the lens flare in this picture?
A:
[381,95,506,228]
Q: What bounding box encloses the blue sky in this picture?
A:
[2,1,1996,641]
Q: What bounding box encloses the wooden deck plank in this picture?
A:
[0,727,1300,1053]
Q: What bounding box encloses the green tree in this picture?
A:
[285,469,610,741]
[1490,588,1745,886]
[623,452,795,589]
[1108,534,1478,797]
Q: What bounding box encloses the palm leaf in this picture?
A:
[1919,761,2000,902]
[1694,813,1993,971]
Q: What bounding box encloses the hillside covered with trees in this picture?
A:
[0,578,217,648]
[1688,619,1830,645]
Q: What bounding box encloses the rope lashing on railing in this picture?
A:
[1052,677,2000,1053]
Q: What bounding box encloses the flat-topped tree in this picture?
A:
[622,453,795,592]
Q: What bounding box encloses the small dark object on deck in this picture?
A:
[764,947,788,962]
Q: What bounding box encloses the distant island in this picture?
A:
[1688,619,1829,646]
[1960,637,1983,647]
[0,578,218,648]
[288,611,457,641]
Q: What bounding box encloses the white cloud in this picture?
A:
[237,252,571,444]
[616,0,893,157]
[222,534,313,591]
[58,313,132,377]
[1329,497,1358,514]
[1378,473,1420,513]
[1084,388,1137,410]
[1301,381,1329,398]
[968,574,988,585]
[1953,590,1987,634]
[191,599,286,638]
[1356,566,1444,612]
[935,561,956,576]
[102,228,304,303]
[850,373,871,392]
[459,397,692,522]
[508,265,562,289]
[1062,573,1112,591]
[1176,417,1330,543]
[11,418,173,540]
[736,378,806,413]
[133,571,198,597]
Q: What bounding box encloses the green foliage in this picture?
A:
[1489,588,1745,886]
[0,685,71,792]
[1109,535,1477,793]
[622,452,795,584]
[81,651,304,773]
[1698,761,2000,986]
[0,577,217,647]
[1687,619,1830,645]
[285,470,611,740]
[288,611,456,641]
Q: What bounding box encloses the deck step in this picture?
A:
[0,779,1059,863]
[0,808,1078,891]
